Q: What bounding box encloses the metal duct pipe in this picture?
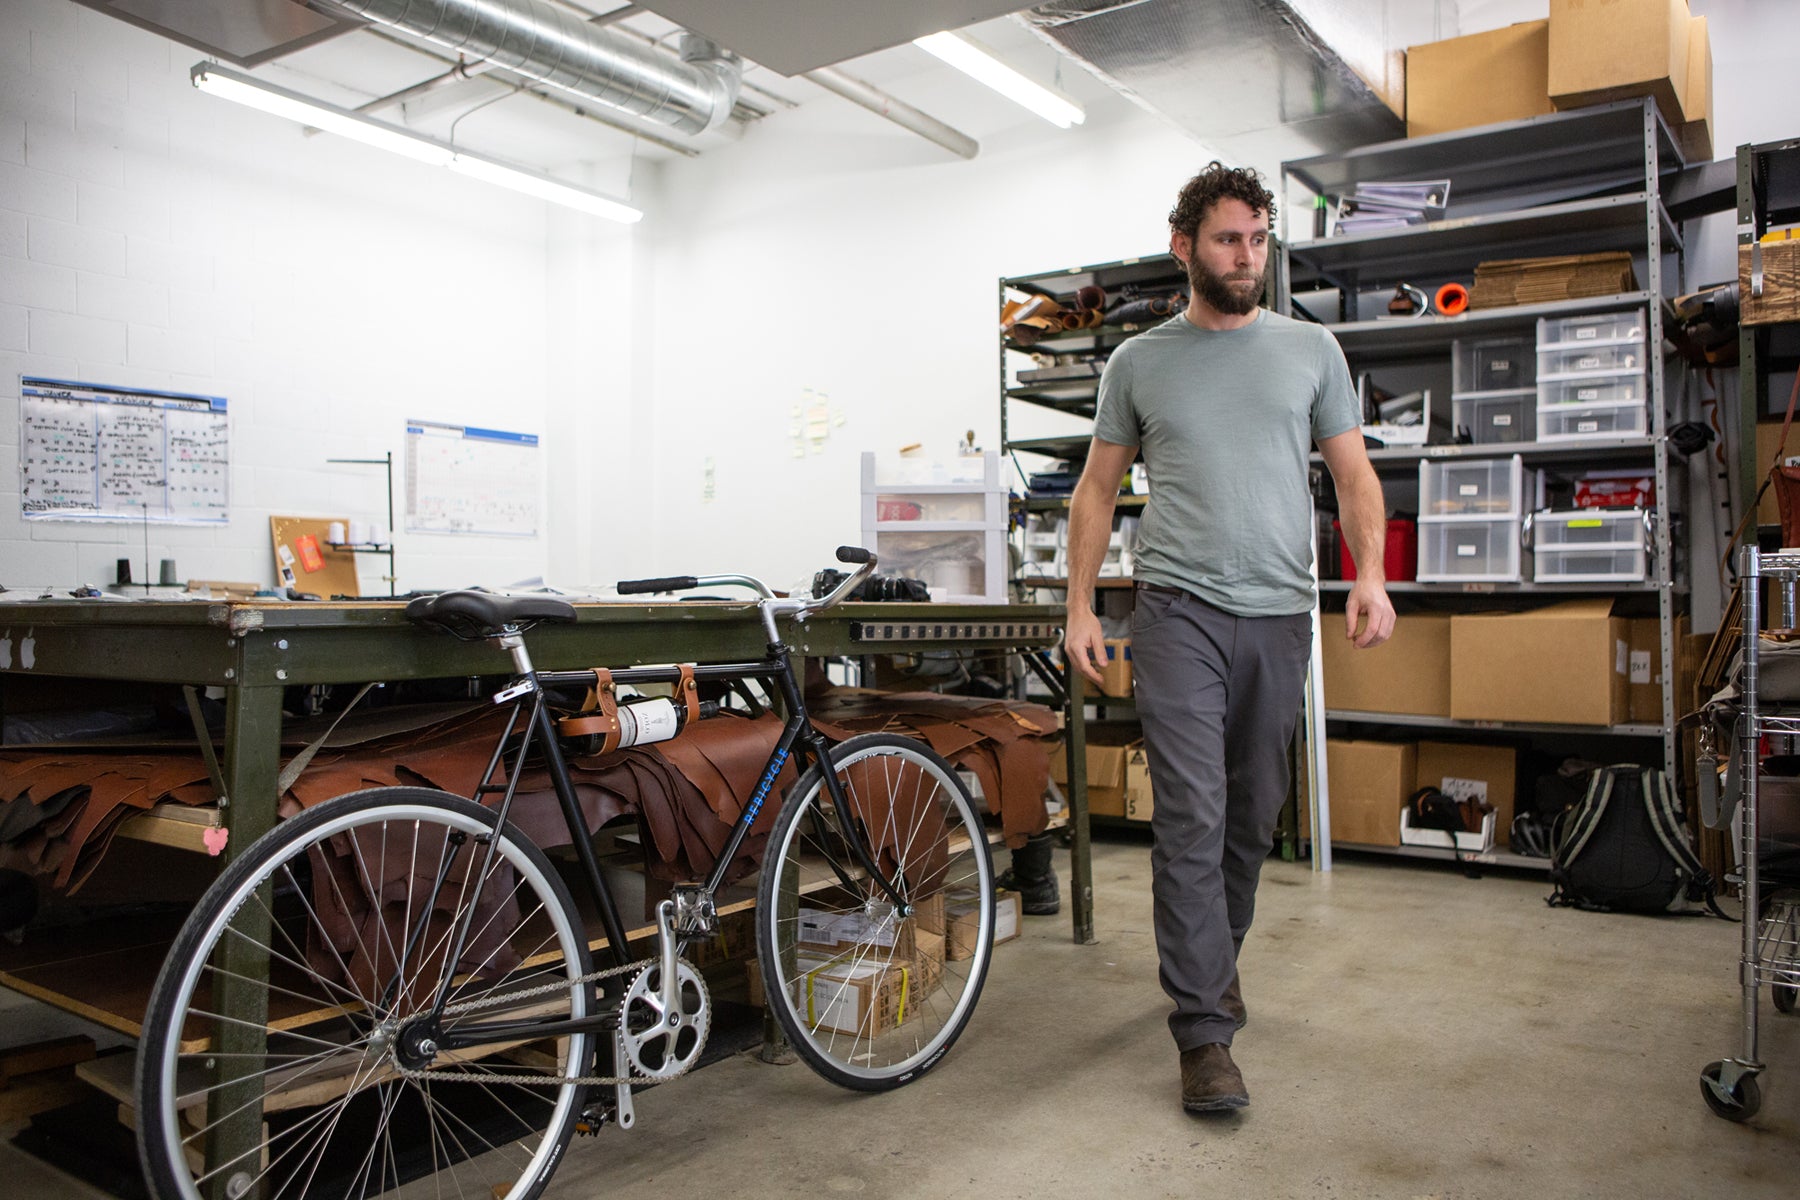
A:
[802,66,980,160]
[329,0,741,134]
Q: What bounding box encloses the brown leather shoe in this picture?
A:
[1180,1043,1249,1113]
[1222,971,1247,1030]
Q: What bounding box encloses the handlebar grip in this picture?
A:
[836,546,872,565]
[617,575,699,595]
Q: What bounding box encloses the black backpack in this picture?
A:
[1548,764,1721,915]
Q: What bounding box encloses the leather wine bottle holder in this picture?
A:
[555,665,702,754]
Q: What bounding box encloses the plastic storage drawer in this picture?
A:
[1532,508,1649,548]
[1538,374,1647,407]
[1417,518,1525,582]
[1419,455,1524,518]
[1536,401,1648,441]
[1453,336,1535,393]
[1530,509,1650,584]
[1452,391,1535,444]
[1537,312,1646,347]
[1538,342,1646,378]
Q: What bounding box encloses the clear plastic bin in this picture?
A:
[1538,342,1646,378]
[1452,391,1535,444]
[1536,401,1649,441]
[1538,374,1647,407]
[1533,545,1648,582]
[1537,312,1646,347]
[1453,336,1535,393]
[872,493,987,522]
[1532,508,1648,548]
[1419,455,1525,518]
[1417,518,1525,582]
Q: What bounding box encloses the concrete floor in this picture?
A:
[7,837,1799,1198]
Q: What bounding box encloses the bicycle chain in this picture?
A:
[392,955,708,1088]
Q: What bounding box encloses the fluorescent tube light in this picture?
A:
[913,32,1084,129]
[191,64,454,166]
[190,62,643,223]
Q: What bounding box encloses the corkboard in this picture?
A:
[269,516,362,598]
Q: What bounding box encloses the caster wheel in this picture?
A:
[1775,983,1798,1015]
[1701,1062,1762,1121]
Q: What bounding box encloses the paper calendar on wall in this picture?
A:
[18,376,230,524]
[404,419,540,537]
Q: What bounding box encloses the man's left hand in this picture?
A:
[1344,578,1396,649]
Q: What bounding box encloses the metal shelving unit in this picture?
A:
[1734,137,1800,529]
[1283,99,1690,863]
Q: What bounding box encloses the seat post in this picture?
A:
[495,628,534,676]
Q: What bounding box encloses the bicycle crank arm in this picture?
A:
[613,1027,636,1130]
[656,899,681,1019]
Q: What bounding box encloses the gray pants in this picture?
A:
[1129,584,1311,1051]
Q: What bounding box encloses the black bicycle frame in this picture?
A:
[427,637,908,1054]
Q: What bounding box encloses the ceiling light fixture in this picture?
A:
[190,63,643,224]
[913,32,1084,129]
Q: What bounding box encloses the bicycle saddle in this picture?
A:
[404,590,578,639]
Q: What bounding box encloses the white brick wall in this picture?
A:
[0,0,629,593]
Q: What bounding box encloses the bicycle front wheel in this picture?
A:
[136,787,594,1200]
[756,733,996,1091]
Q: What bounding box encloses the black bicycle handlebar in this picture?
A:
[836,546,871,564]
[617,575,699,595]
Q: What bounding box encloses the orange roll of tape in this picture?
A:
[1435,282,1469,316]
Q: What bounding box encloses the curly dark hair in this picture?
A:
[1168,161,1277,240]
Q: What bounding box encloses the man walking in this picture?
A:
[1062,161,1394,1113]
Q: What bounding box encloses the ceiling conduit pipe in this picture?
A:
[802,66,980,160]
[328,0,741,134]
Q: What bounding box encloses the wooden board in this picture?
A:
[269,515,362,599]
[1744,241,1800,327]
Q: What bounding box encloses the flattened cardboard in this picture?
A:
[1548,0,1691,125]
[1450,599,1628,725]
[1324,739,1416,847]
[1406,21,1553,139]
[1320,613,1452,717]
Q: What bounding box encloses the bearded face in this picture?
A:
[1184,254,1265,317]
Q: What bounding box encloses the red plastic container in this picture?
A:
[1335,518,1417,582]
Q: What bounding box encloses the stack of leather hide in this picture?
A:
[806,689,1058,849]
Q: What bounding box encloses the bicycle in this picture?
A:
[135,547,998,1200]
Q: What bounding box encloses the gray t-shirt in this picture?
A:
[1092,309,1360,617]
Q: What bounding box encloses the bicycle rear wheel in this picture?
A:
[756,733,995,1091]
[136,787,594,1200]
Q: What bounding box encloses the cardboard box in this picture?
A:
[1098,638,1132,698]
[1047,730,1137,817]
[1320,612,1452,718]
[1548,0,1691,126]
[1450,600,1628,725]
[1406,21,1553,139]
[797,903,915,961]
[792,954,909,1036]
[944,887,1021,960]
[913,928,945,995]
[1627,615,1692,723]
[1324,739,1417,847]
[1678,14,1711,161]
[1125,743,1154,822]
[1743,239,1800,327]
[1415,741,1517,844]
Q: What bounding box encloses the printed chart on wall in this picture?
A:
[404,419,540,537]
[18,377,229,524]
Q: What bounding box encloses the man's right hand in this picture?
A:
[1063,607,1109,687]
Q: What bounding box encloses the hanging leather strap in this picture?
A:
[676,664,700,726]
[557,668,622,753]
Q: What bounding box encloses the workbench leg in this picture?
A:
[1066,674,1096,945]
[203,685,282,1200]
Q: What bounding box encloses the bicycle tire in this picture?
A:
[136,787,594,1200]
[756,733,995,1091]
